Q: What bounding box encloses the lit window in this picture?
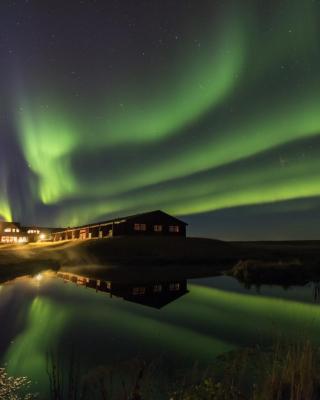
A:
[154,225,162,232]
[28,229,40,234]
[132,287,146,295]
[169,283,180,291]
[153,284,162,293]
[1,236,18,243]
[169,225,179,233]
[134,224,147,231]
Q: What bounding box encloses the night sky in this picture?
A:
[1,0,320,240]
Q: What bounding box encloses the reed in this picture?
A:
[3,339,320,399]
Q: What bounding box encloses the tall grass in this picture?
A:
[171,340,320,400]
[253,340,320,400]
[2,339,320,399]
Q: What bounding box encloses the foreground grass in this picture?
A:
[173,340,320,400]
[2,340,320,400]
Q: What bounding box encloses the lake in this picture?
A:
[1,269,320,398]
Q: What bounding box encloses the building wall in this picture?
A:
[113,218,186,237]
[0,222,28,243]
[52,211,187,241]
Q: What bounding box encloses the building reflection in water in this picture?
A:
[56,272,188,309]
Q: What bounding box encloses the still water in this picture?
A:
[1,269,320,396]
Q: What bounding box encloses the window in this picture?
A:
[169,225,179,233]
[27,229,38,234]
[132,287,146,295]
[153,284,162,293]
[1,236,17,243]
[134,223,146,231]
[154,225,162,232]
[169,283,180,291]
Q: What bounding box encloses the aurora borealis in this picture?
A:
[1,0,320,238]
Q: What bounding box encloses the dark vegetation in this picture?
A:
[3,339,320,400]
[228,241,320,286]
[230,259,309,286]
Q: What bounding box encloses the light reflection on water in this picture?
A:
[0,270,319,395]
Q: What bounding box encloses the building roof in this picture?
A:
[24,226,64,233]
[61,210,188,231]
[0,221,21,227]
[0,221,63,232]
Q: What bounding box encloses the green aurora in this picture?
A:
[0,197,11,222]
[0,173,12,222]
[1,0,320,237]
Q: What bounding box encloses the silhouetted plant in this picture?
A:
[252,340,320,400]
[0,368,37,400]
[42,340,320,399]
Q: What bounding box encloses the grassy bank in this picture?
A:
[1,237,320,284]
[0,237,233,283]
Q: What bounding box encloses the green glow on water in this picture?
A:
[2,276,320,396]
[5,297,68,391]
[182,284,320,343]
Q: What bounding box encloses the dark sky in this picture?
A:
[1,0,320,240]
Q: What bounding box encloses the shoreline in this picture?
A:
[0,236,320,285]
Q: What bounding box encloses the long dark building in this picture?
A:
[52,210,187,241]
